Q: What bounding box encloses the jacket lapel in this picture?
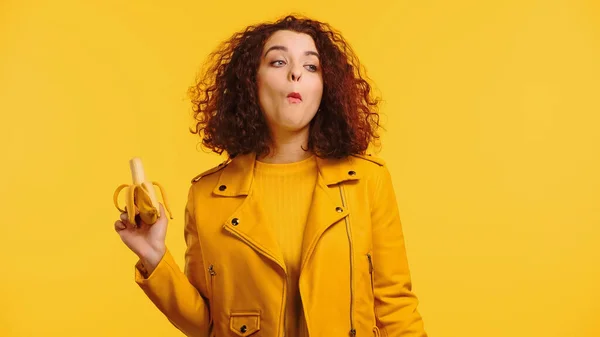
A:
[299,156,360,274]
[223,192,287,272]
[211,152,361,275]
[211,152,286,272]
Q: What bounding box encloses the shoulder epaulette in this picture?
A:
[351,153,386,166]
[191,159,230,183]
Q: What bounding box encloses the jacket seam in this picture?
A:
[339,184,356,335]
[372,165,388,337]
[188,185,211,308]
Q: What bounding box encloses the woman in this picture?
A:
[114,14,427,337]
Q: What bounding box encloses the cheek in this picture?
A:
[256,80,272,108]
[311,79,324,103]
[256,76,281,121]
[312,73,324,92]
[257,75,280,103]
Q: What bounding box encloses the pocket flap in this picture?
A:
[229,311,260,336]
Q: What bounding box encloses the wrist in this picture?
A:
[138,246,165,275]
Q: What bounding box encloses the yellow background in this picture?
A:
[1,0,599,336]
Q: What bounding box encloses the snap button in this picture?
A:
[348,170,356,176]
[219,185,227,191]
[231,218,240,226]
[229,311,260,336]
[335,207,344,213]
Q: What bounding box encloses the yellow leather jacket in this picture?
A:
[135,152,427,337]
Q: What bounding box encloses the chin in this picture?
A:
[280,122,309,133]
[281,125,306,133]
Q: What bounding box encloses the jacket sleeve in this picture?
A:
[371,164,427,337]
[134,185,211,337]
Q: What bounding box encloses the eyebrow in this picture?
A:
[263,45,320,58]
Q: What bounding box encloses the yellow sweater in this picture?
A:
[252,154,317,337]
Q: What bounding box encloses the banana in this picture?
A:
[113,157,173,227]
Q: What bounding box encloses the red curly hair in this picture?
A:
[188,14,382,159]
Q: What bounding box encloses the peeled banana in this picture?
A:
[113,157,173,227]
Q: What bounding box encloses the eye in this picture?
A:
[270,60,286,67]
[305,64,318,72]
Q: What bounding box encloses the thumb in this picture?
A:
[158,202,172,220]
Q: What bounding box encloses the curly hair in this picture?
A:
[188,14,382,159]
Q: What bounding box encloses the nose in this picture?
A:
[288,66,302,82]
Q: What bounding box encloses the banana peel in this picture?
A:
[113,157,173,227]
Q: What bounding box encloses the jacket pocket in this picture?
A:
[229,311,260,336]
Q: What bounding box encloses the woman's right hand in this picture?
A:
[114,203,168,274]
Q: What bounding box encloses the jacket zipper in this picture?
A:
[282,276,288,337]
[208,264,216,325]
[367,253,375,292]
[339,184,356,337]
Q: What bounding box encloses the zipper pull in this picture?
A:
[349,328,357,337]
[367,253,374,274]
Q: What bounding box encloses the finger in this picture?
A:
[120,211,138,228]
[134,213,148,229]
[157,203,165,218]
[114,220,127,232]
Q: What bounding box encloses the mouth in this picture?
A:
[287,92,302,103]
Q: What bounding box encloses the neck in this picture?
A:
[258,127,313,164]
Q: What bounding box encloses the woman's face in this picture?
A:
[256,30,323,136]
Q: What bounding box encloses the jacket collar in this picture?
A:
[212,152,361,197]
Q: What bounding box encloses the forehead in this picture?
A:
[263,30,317,52]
